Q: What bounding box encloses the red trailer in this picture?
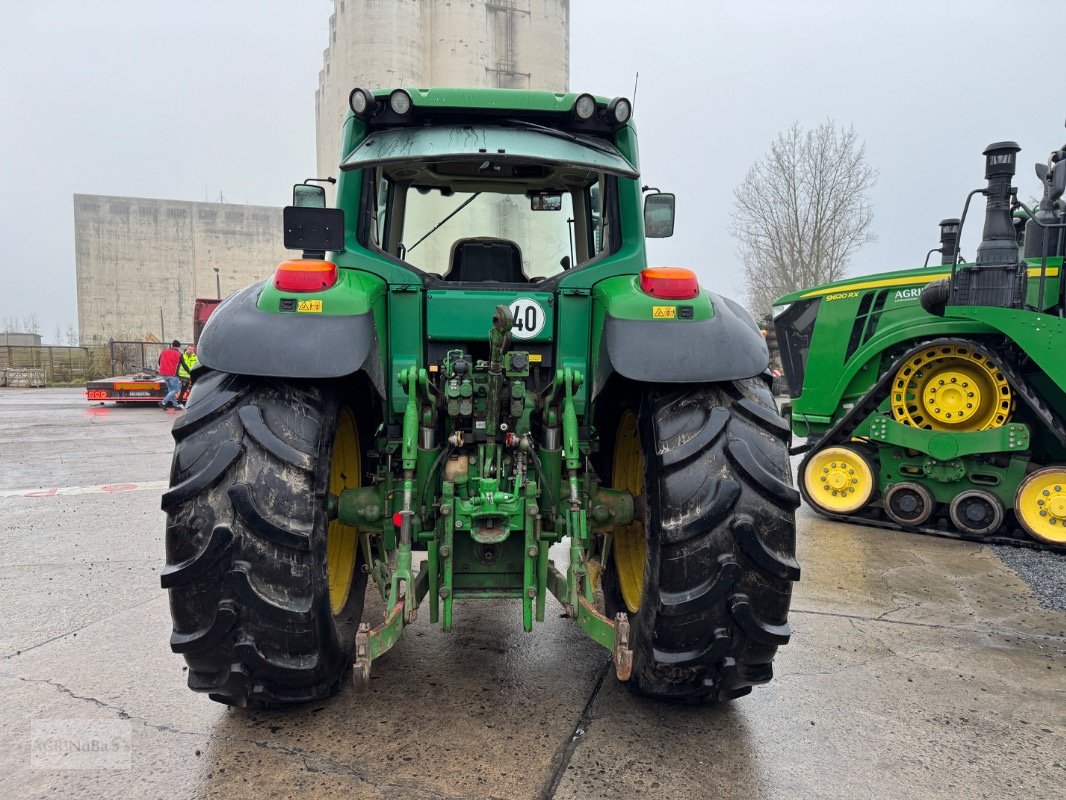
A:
[85,297,221,405]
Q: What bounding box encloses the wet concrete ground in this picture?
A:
[1,388,1063,799]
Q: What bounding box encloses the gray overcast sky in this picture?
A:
[1,0,1062,341]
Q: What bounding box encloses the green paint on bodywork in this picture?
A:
[946,305,1066,389]
[857,415,1031,459]
[425,290,554,342]
[778,259,1065,432]
[592,275,712,321]
[879,448,1030,509]
[256,268,387,315]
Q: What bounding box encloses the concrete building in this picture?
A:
[0,333,43,347]
[315,1,571,272]
[74,195,288,344]
[75,1,570,343]
[316,0,570,179]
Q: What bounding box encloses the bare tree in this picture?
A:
[731,120,877,316]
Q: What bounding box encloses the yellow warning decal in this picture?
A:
[652,306,676,319]
[529,354,543,363]
[297,300,323,313]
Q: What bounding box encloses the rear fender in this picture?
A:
[198,279,386,397]
[590,276,768,397]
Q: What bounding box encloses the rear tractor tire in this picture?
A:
[161,370,370,707]
[600,379,800,702]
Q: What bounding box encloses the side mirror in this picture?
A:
[293,183,327,208]
[644,192,676,238]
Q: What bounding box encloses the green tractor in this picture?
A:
[773,133,1066,551]
[161,88,799,707]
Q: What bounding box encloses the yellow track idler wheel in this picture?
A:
[890,344,1012,431]
[1015,468,1066,545]
[802,446,876,514]
[883,482,935,527]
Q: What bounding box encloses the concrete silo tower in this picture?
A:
[315,0,570,180]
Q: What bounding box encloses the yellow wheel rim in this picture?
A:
[327,408,360,615]
[612,410,645,613]
[1015,468,1066,545]
[890,344,1012,431]
[803,446,876,514]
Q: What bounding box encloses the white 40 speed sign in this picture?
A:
[508,297,546,340]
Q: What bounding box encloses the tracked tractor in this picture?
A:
[160,88,799,707]
[774,132,1066,551]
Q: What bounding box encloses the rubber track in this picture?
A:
[797,338,1066,553]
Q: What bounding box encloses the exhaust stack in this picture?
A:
[949,141,1027,308]
[938,218,961,266]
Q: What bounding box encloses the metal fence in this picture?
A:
[0,345,108,386]
[0,341,170,386]
[107,341,166,377]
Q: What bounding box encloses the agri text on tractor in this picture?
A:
[774,131,1066,552]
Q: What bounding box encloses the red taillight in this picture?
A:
[639,267,700,299]
[273,259,338,293]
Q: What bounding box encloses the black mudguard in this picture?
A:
[593,291,768,397]
[197,283,385,396]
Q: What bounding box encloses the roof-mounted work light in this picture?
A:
[389,89,413,116]
[572,93,596,121]
[348,87,373,118]
[607,97,632,126]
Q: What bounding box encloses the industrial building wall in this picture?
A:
[315,0,570,180]
[75,3,570,346]
[74,195,289,344]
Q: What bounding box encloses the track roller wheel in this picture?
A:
[884,482,935,527]
[890,343,1012,432]
[802,445,877,514]
[1014,468,1066,545]
[948,489,1004,537]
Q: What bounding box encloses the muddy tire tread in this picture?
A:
[606,379,799,702]
[161,371,367,707]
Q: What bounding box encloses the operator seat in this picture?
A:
[444,237,526,282]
